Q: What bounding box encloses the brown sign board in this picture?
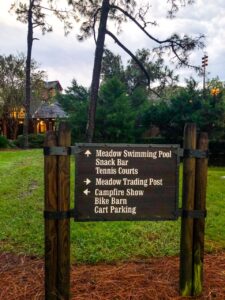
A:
[74,144,180,221]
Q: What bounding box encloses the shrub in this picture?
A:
[209,140,225,166]
[0,136,10,148]
[15,134,45,148]
[140,136,182,145]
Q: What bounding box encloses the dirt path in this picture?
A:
[0,252,225,299]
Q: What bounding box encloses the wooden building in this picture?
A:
[32,101,67,133]
[0,80,65,139]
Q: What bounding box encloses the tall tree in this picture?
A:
[69,0,204,142]
[101,48,125,82]
[57,79,89,142]
[96,77,135,142]
[0,53,45,139]
[11,0,74,147]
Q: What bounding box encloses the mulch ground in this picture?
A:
[0,252,225,300]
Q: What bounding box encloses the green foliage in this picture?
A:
[58,77,150,143]
[130,86,148,108]
[0,53,46,139]
[125,48,178,93]
[144,78,225,143]
[101,49,125,82]
[15,134,45,148]
[57,79,89,142]
[0,54,25,116]
[95,77,136,142]
[209,140,225,154]
[0,136,10,148]
[209,140,225,166]
[58,75,225,144]
[101,48,178,96]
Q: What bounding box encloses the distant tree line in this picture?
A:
[57,50,225,144]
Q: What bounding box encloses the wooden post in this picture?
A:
[192,133,208,296]
[180,123,196,296]
[44,132,58,299]
[57,122,71,299]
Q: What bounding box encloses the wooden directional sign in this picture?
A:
[74,144,180,221]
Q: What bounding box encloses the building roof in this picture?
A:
[45,81,63,91]
[32,102,67,119]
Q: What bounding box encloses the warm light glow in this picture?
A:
[37,120,47,133]
[210,87,220,96]
[10,109,25,119]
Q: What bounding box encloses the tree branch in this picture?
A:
[110,5,171,44]
[106,29,161,97]
[106,29,150,85]
[37,5,70,14]
[170,43,200,71]
[110,4,204,68]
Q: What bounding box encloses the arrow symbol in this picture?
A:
[83,189,91,196]
[85,150,92,157]
[84,178,91,185]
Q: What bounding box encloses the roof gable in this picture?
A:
[32,102,67,119]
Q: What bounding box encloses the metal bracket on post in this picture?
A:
[43,146,82,156]
[44,146,71,156]
[175,209,207,219]
[179,149,209,159]
[44,209,74,220]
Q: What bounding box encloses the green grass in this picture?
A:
[0,149,225,263]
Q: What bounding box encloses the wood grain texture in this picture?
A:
[57,122,71,299]
[192,132,208,296]
[44,132,58,299]
[179,123,196,296]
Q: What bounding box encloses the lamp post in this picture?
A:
[202,54,208,97]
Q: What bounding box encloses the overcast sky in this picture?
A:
[0,1,225,90]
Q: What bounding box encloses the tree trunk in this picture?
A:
[23,0,34,148]
[86,0,110,142]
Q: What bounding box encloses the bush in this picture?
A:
[209,140,225,166]
[209,140,225,154]
[140,136,182,145]
[15,134,45,148]
[0,136,10,148]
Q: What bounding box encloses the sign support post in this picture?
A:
[192,132,208,296]
[57,123,71,299]
[44,122,71,300]
[180,123,197,296]
[44,131,58,299]
[179,124,208,296]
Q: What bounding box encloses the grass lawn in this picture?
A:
[0,149,225,263]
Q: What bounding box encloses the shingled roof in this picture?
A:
[45,80,63,91]
[32,102,67,119]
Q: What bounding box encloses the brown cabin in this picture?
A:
[33,102,67,134]
[0,80,66,139]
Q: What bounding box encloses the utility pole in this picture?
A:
[202,54,208,97]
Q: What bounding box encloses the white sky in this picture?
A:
[0,1,225,90]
